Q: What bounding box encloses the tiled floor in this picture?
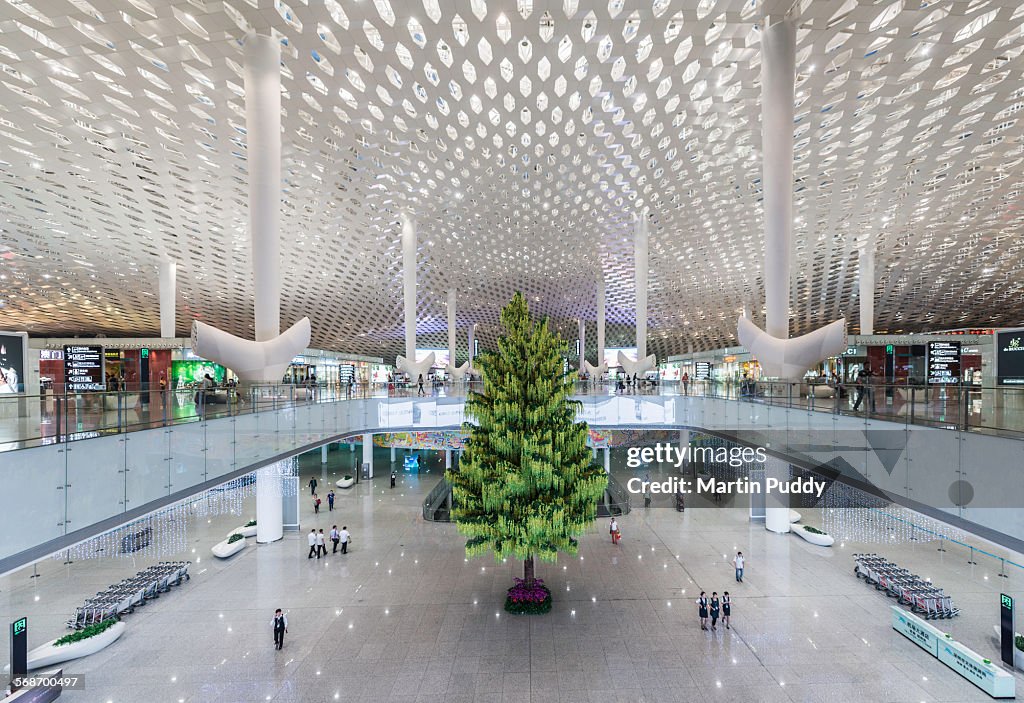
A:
[1,447,1022,703]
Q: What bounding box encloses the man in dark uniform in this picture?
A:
[272,609,288,650]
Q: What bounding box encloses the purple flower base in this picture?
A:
[504,578,553,615]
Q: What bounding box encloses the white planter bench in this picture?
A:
[792,524,835,547]
[212,536,247,558]
[336,476,355,489]
[24,621,126,670]
[991,626,1024,669]
[228,524,257,539]
[790,510,802,523]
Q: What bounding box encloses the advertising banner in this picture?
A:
[0,333,26,394]
[996,329,1024,385]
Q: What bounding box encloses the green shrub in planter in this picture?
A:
[1016,633,1023,652]
[343,475,353,481]
[245,520,257,527]
[802,526,827,535]
[227,533,244,544]
[55,618,118,647]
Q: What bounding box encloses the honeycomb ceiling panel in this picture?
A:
[1,0,1023,363]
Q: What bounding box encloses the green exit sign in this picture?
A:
[141,348,149,358]
[13,618,26,637]
[1001,594,1013,610]
[885,344,894,353]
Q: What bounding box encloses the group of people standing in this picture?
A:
[696,591,731,630]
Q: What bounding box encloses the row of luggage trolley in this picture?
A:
[853,554,959,619]
[67,561,191,629]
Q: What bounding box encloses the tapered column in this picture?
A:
[245,34,282,342]
[256,463,284,543]
[634,215,649,359]
[467,323,477,367]
[761,18,796,340]
[401,213,417,362]
[447,289,458,370]
[391,446,396,463]
[445,449,452,469]
[678,430,690,467]
[578,319,586,373]
[603,447,611,474]
[362,433,373,479]
[159,259,176,337]
[321,445,328,464]
[859,245,875,335]
[596,279,606,368]
[742,301,752,321]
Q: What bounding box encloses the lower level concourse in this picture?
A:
[0,447,1020,703]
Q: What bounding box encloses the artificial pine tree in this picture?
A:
[447,292,607,613]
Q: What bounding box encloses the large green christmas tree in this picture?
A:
[447,293,607,613]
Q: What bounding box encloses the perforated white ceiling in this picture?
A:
[0,0,1022,363]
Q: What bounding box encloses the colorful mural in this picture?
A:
[374,431,467,450]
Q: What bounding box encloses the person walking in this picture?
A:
[272,609,288,650]
[390,470,397,489]
[852,365,876,413]
[609,517,620,544]
[308,477,318,495]
[417,374,425,396]
[697,592,709,631]
[330,525,340,554]
[307,529,317,559]
[733,551,745,582]
[722,592,731,629]
[710,592,720,631]
[313,494,321,514]
[681,371,690,396]
[829,372,843,413]
[316,529,326,558]
[327,489,335,511]
[339,526,350,554]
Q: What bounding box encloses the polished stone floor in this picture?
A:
[1,447,1022,703]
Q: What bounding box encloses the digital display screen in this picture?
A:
[339,364,356,385]
[0,334,25,394]
[926,341,961,385]
[171,360,226,387]
[996,329,1024,385]
[604,348,637,368]
[415,349,450,368]
[63,345,105,392]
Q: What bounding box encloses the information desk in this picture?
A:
[891,606,1015,698]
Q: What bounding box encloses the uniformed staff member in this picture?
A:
[722,592,731,629]
[710,592,721,631]
[697,592,709,631]
[272,609,288,650]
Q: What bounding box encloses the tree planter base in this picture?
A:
[336,476,355,488]
[991,626,1024,669]
[504,582,552,615]
[228,524,257,539]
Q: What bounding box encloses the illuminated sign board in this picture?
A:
[926,341,961,385]
[996,329,1024,386]
[64,345,105,392]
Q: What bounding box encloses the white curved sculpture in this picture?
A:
[397,351,435,382]
[22,621,126,670]
[790,509,802,523]
[737,316,847,381]
[583,361,607,377]
[446,361,471,380]
[212,535,247,558]
[190,317,311,383]
[618,351,656,377]
[792,525,835,547]
[336,475,355,489]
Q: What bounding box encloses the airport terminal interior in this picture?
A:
[2,1,1024,702]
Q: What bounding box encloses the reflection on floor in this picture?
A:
[0,446,1021,703]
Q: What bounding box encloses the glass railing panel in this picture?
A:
[955,430,1024,540]
[65,434,127,532]
[205,411,236,484]
[0,444,65,560]
[124,424,172,510]
[166,419,207,494]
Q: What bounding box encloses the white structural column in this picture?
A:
[764,456,792,534]
[634,214,649,359]
[391,446,396,463]
[859,244,875,335]
[401,214,418,363]
[321,445,328,464]
[761,18,796,340]
[158,259,176,338]
[596,279,606,368]
[467,323,476,366]
[678,430,690,465]
[742,301,752,321]
[256,464,284,543]
[445,449,452,470]
[603,447,611,474]
[245,34,282,343]
[447,289,458,369]
[362,433,373,479]
[578,319,586,373]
